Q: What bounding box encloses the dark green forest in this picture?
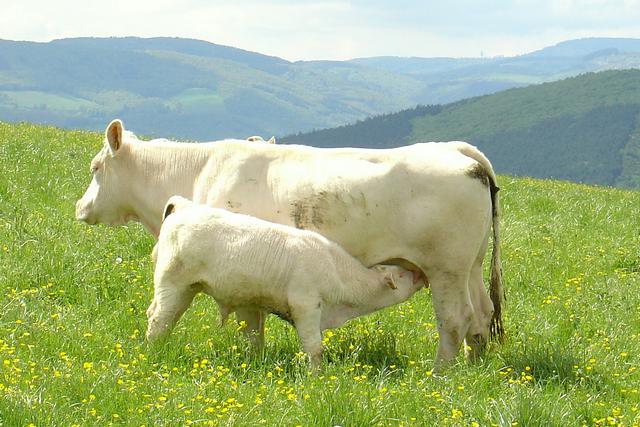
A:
[282,70,640,189]
[282,105,442,148]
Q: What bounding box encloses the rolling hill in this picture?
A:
[282,69,640,189]
[0,37,420,140]
[1,37,640,139]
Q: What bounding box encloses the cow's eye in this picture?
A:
[90,165,99,174]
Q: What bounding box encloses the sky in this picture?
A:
[2,0,640,61]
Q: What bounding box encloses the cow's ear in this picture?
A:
[106,119,124,154]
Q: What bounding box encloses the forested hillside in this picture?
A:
[282,70,640,189]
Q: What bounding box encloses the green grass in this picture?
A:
[1,121,639,426]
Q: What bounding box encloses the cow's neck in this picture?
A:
[124,141,211,238]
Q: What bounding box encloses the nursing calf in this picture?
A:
[147,196,424,367]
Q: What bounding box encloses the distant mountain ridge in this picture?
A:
[282,70,640,189]
[1,36,640,139]
[48,37,291,74]
[528,37,640,57]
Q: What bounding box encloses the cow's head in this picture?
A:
[75,119,137,226]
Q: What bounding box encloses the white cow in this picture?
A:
[76,119,503,367]
[148,196,424,368]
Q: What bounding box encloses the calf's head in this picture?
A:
[373,265,425,296]
[75,119,135,226]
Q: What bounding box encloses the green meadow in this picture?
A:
[1,122,639,426]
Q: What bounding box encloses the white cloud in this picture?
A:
[1,0,640,60]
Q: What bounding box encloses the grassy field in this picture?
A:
[1,122,639,426]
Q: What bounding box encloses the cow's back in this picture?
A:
[191,141,491,269]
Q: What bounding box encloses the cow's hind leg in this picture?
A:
[429,270,474,369]
[465,253,494,362]
[146,280,197,342]
[236,308,266,350]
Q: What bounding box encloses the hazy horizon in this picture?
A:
[3,0,640,61]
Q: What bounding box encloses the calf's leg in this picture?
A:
[291,303,323,370]
[146,281,197,342]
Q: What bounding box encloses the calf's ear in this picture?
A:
[384,272,398,290]
[163,203,176,221]
[106,119,124,154]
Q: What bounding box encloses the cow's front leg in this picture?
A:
[235,308,266,349]
[146,282,196,342]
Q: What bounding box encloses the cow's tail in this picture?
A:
[453,142,505,342]
[488,178,504,341]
